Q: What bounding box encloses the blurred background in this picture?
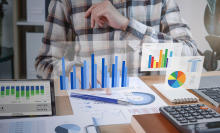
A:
[0,0,219,79]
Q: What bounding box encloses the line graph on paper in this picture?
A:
[89,109,126,120]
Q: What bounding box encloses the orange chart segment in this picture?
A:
[177,71,184,79]
[177,73,186,83]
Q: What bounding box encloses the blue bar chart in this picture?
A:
[60,55,130,90]
[187,60,201,72]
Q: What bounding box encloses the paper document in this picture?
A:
[0,115,96,133]
[68,77,167,125]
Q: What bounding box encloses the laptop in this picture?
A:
[191,76,220,107]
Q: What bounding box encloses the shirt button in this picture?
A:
[126,42,129,45]
[121,50,125,53]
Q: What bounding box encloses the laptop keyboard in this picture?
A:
[199,87,220,103]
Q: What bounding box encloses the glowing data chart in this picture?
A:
[165,56,204,90]
[60,55,130,90]
[168,71,186,88]
[141,43,182,71]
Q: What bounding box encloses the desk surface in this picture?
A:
[55,71,220,133]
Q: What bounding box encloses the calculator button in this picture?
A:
[193,107,200,110]
[179,111,187,114]
[175,108,183,112]
[184,108,191,111]
[186,117,194,120]
[172,106,180,109]
[204,115,212,118]
[188,110,196,113]
[191,113,199,116]
[196,110,204,113]
[182,114,191,117]
[180,120,188,123]
[213,114,220,118]
[173,115,182,118]
[170,112,178,115]
[164,108,175,112]
[200,106,209,110]
[204,109,212,112]
[189,119,197,122]
[176,118,185,121]
[195,116,203,119]
[181,105,189,108]
[201,112,209,115]
[209,112,217,115]
[189,105,196,107]
[197,104,205,107]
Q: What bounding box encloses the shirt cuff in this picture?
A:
[120,17,148,41]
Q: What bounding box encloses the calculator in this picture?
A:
[160,104,220,133]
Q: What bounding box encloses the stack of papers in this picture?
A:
[67,77,168,125]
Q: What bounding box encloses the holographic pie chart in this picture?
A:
[168,71,186,88]
[127,92,155,105]
[55,124,81,133]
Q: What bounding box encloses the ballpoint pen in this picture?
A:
[70,92,134,105]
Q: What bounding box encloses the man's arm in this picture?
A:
[120,0,197,56]
[85,0,197,56]
[35,0,76,79]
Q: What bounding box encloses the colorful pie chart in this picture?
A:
[168,71,186,88]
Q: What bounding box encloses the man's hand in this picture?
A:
[84,0,129,30]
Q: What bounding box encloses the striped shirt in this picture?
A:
[35,0,197,79]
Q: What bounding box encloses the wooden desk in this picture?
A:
[55,71,220,133]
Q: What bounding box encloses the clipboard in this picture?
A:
[85,125,101,133]
[85,117,101,133]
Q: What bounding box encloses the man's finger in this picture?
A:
[92,6,106,27]
[84,4,100,17]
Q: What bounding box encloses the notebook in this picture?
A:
[153,84,199,104]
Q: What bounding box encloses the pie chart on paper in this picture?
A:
[168,71,186,88]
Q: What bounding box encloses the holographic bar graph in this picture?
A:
[60,54,130,90]
[148,49,173,69]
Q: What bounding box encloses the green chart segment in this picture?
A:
[168,71,186,88]
[0,86,45,100]
[11,86,15,95]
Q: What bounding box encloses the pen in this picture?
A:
[70,92,134,105]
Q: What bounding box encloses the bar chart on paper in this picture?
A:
[141,43,182,71]
[60,55,130,90]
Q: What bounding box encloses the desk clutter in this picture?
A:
[2,76,220,133]
[132,104,220,133]
[0,114,98,133]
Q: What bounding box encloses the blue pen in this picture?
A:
[70,93,134,105]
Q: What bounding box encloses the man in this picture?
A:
[35,0,197,86]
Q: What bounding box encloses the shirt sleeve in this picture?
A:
[35,0,80,79]
[120,0,197,56]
